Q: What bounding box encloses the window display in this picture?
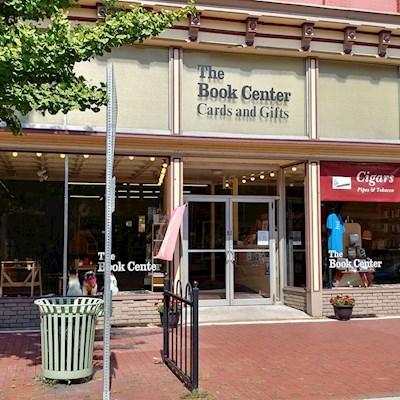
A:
[0,155,64,296]
[0,151,168,296]
[326,204,346,254]
[321,162,400,288]
[322,202,398,287]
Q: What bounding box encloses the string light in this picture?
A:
[11,152,18,158]
[270,172,275,178]
[83,154,90,159]
[291,166,297,172]
[241,178,247,184]
[36,152,42,158]
[129,156,135,161]
[150,156,156,162]
[260,173,265,180]
[59,153,66,159]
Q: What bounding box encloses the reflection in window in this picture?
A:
[68,155,168,292]
[0,152,64,295]
[322,201,400,288]
[285,164,306,287]
[0,152,169,296]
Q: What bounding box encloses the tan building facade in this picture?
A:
[2,0,400,325]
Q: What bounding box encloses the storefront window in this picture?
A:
[183,158,278,196]
[0,152,168,297]
[0,152,64,295]
[321,162,400,288]
[68,154,168,293]
[285,164,306,287]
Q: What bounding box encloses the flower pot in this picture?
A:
[334,305,353,321]
[160,311,180,328]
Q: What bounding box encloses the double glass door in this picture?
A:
[184,196,275,305]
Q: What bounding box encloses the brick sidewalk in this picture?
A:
[1,319,400,400]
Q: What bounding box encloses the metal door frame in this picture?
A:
[183,195,230,306]
[229,196,275,305]
[183,195,277,306]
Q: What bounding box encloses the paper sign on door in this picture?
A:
[257,230,269,246]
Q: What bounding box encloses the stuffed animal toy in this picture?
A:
[82,271,97,296]
[110,272,119,296]
[67,269,82,296]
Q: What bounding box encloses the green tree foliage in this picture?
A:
[0,0,194,133]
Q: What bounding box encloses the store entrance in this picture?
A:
[183,195,276,305]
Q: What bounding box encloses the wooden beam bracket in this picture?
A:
[189,13,201,42]
[343,27,357,54]
[301,23,314,51]
[378,30,391,57]
[245,17,258,47]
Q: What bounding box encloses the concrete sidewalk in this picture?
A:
[199,304,310,325]
[2,319,400,399]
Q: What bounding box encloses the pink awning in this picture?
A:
[155,204,187,261]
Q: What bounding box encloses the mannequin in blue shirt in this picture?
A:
[326,204,346,255]
[327,204,346,287]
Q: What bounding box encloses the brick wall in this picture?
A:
[0,297,40,330]
[323,286,400,317]
[0,293,163,330]
[283,287,307,312]
[275,0,399,14]
[99,293,162,327]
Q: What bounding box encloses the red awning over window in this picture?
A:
[320,162,400,202]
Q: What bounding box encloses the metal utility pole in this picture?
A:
[103,63,117,400]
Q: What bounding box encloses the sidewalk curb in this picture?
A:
[199,315,400,327]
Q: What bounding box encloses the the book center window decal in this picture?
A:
[320,162,400,288]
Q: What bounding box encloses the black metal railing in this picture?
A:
[162,276,199,391]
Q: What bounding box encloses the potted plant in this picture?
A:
[156,300,181,328]
[330,295,355,321]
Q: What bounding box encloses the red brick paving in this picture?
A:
[2,319,400,399]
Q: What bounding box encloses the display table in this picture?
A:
[151,272,164,292]
[333,270,372,288]
[0,261,42,297]
[76,264,97,272]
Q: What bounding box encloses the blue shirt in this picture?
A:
[326,213,345,254]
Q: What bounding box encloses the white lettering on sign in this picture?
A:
[328,250,382,271]
[97,252,160,273]
[356,171,395,187]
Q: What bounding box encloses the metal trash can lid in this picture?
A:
[34,297,104,315]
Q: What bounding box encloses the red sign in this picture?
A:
[320,162,400,202]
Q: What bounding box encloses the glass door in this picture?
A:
[184,196,229,305]
[184,195,275,305]
[229,197,275,305]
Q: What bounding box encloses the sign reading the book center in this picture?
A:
[182,52,306,136]
[196,65,291,120]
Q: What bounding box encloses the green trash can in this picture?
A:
[34,297,104,380]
